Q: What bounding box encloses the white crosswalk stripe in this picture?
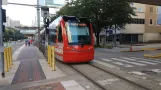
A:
[111,58,146,66]
[100,58,134,67]
[113,62,134,67]
[95,56,161,69]
[122,57,157,65]
[130,57,161,63]
[101,58,112,61]
[93,60,120,70]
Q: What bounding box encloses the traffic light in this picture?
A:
[46,27,49,34]
[46,18,49,27]
[2,25,5,33]
[2,9,6,23]
[44,18,49,34]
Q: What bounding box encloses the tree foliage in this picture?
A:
[51,0,136,45]
[3,27,25,42]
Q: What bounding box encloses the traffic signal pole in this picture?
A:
[0,0,5,77]
[43,17,49,57]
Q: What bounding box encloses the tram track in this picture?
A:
[68,62,151,90]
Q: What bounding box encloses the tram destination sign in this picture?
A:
[69,22,87,27]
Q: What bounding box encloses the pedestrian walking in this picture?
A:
[28,40,30,46]
[25,39,28,46]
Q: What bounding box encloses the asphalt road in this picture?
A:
[94,49,161,84]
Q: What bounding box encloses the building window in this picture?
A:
[131,18,145,24]
[150,7,153,12]
[138,8,143,12]
[149,18,153,25]
[156,7,158,14]
[156,16,161,26]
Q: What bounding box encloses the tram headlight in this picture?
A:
[88,47,93,50]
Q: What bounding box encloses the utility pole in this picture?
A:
[0,0,5,77]
[114,24,117,47]
[37,0,40,48]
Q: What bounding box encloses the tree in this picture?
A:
[51,0,136,46]
[3,27,25,42]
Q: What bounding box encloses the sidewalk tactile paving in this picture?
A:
[12,60,46,84]
[11,46,46,84]
[22,82,66,90]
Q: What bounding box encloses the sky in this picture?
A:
[2,0,65,26]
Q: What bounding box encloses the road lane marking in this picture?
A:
[122,57,157,65]
[111,58,146,66]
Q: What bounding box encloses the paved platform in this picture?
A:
[0,44,86,90]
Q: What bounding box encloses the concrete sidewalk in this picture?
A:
[0,45,87,90]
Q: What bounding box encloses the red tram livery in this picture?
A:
[48,16,94,63]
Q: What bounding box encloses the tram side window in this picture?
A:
[58,26,63,42]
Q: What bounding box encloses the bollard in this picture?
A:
[51,46,56,71]
[4,48,9,72]
[6,48,10,69]
[47,46,50,64]
[9,47,12,68]
[49,46,52,67]
[11,47,13,65]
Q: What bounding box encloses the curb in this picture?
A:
[121,47,161,52]
[142,48,158,51]
[144,54,161,58]
[121,50,144,52]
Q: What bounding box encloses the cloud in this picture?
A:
[4,0,37,26]
[3,0,65,26]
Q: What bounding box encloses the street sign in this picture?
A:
[41,6,49,18]
[2,0,7,5]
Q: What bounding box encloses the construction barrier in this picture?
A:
[47,45,56,71]
[4,47,13,72]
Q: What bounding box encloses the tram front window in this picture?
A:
[66,22,91,45]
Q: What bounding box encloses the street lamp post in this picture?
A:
[114,24,117,47]
[37,0,40,48]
